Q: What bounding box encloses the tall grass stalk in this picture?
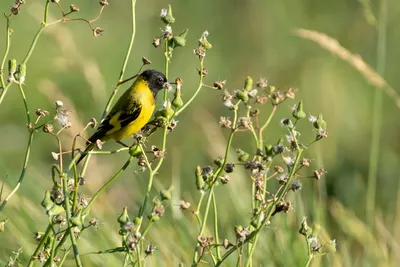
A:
[366,0,387,228]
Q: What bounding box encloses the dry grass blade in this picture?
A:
[330,199,390,266]
[294,28,400,109]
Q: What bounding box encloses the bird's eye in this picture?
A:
[157,77,164,84]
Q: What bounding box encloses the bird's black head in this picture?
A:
[140,69,168,97]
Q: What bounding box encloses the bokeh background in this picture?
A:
[1,0,400,266]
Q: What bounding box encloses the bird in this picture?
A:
[77,69,168,164]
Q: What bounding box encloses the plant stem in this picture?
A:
[83,155,135,214]
[175,58,204,116]
[217,145,304,266]
[193,187,215,264]
[27,224,52,267]
[258,105,277,147]
[102,0,136,120]
[0,85,33,213]
[212,191,221,260]
[62,174,82,267]
[0,16,11,89]
[366,0,387,228]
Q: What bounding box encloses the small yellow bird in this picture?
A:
[77,69,168,164]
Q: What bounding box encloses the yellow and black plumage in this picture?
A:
[77,69,168,164]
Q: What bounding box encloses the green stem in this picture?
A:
[0,85,33,213]
[258,105,277,147]
[212,191,221,260]
[194,192,205,227]
[62,174,83,267]
[138,147,154,217]
[83,155,134,214]
[102,0,136,120]
[366,0,387,228]
[175,59,204,116]
[193,187,215,264]
[27,224,52,267]
[193,106,239,265]
[22,0,51,65]
[217,147,304,266]
[0,16,11,89]
[305,255,314,267]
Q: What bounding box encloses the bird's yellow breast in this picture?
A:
[108,78,156,141]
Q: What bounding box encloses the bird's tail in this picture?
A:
[77,143,95,164]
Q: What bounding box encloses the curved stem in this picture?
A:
[22,0,51,65]
[0,85,33,213]
[62,174,82,267]
[0,16,11,89]
[175,59,204,116]
[102,0,136,120]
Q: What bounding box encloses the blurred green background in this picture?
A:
[1,0,400,266]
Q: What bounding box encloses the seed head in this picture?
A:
[70,4,79,12]
[93,27,104,37]
[213,80,226,89]
[179,200,191,210]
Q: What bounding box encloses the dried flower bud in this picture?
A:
[224,163,235,173]
[93,27,104,37]
[51,152,59,161]
[213,80,226,89]
[179,200,191,210]
[43,124,54,133]
[256,78,268,88]
[70,4,79,12]
[152,38,161,47]
[0,219,6,232]
[250,109,259,117]
[150,204,165,220]
[274,166,284,173]
[220,175,230,184]
[142,57,151,65]
[285,87,296,99]
[99,0,109,6]
[193,47,206,58]
[35,109,50,117]
[219,116,232,128]
[290,180,302,191]
[10,5,20,15]
[145,244,156,256]
[95,139,104,149]
[223,239,233,249]
[313,168,327,180]
[88,118,97,128]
